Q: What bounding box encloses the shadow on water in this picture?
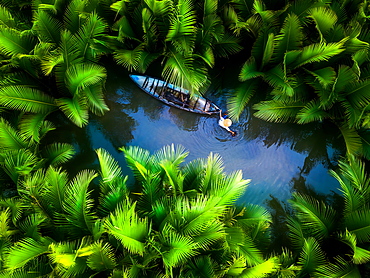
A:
[47,60,346,211]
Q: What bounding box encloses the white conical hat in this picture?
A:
[223,119,232,127]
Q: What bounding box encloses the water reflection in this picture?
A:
[49,62,345,207]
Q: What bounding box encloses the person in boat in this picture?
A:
[219,110,236,136]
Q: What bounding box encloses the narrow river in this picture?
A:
[53,62,345,208]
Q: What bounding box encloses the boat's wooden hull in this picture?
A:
[130,75,220,115]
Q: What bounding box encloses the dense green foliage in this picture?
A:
[0,0,370,277]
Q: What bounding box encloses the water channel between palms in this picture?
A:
[54,66,345,208]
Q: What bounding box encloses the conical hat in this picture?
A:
[223,119,232,127]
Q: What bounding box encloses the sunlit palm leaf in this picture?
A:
[105,201,150,255]
[0,86,57,114]
[307,67,336,89]
[160,224,198,268]
[63,0,84,34]
[289,192,336,239]
[253,100,303,123]
[308,7,337,39]
[18,213,46,240]
[5,238,50,270]
[287,217,305,250]
[166,0,196,40]
[114,44,145,72]
[240,257,280,277]
[43,143,75,166]
[56,96,89,127]
[187,256,216,278]
[0,28,37,56]
[65,63,106,96]
[84,84,109,116]
[298,237,326,274]
[96,148,123,185]
[87,242,117,271]
[120,145,152,181]
[62,170,98,236]
[32,10,62,43]
[200,152,224,193]
[239,57,263,82]
[263,65,295,96]
[0,118,28,150]
[287,40,345,68]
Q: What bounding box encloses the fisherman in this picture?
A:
[219,110,236,136]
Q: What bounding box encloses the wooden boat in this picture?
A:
[130,75,220,115]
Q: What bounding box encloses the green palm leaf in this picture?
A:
[263,65,295,96]
[84,84,109,116]
[274,13,303,62]
[0,209,16,240]
[289,192,336,239]
[62,170,98,236]
[19,114,55,143]
[306,67,336,89]
[160,224,198,268]
[297,100,328,124]
[240,257,280,277]
[105,201,150,255]
[298,237,326,274]
[45,167,69,213]
[65,63,106,96]
[114,44,146,72]
[338,124,363,156]
[227,80,258,121]
[332,65,358,93]
[287,40,345,68]
[18,213,46,241]
[308,7,338,40]
[253,100,303,123]
[2,149,39,183]
[42,143,75,166]
[213,32,243,58]
[64,0,84,34]
[56,96,89,127]
[344,79,370,110]
[200,152,224,193]
[87,242,117,271]
[186,256,216,278]
[5,238,50,270]
[0,118,28,150]
[96,148,124,185]
[32,10,62,43]
[0,28,37,56]
[0,86,57,114]
[166,0,196,40]
[315,256,361,278]
[239,57,264,82]
[339,230,370,264]
[153,144,188,167]
[76,12,107,57]
[0,5,15,28]
[344,210,370,244]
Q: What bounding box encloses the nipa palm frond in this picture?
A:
[0,5,16,28]
[105,201,150,256]
[19,114,55,144]
[344,210,370,244]
[315,256,362,278]
[56,96,89,127]
[339,230,370,264]
[0,27,37,57]
[5,237,50,270]
[32,10,62,44]
[95,148,124,186]
[86,241,117,271]
[0,86,57,114]
[274,13,303,62]
[298,237,326,274]
[338,123,363,156]
[45,167,69,213]
[296,99,328,124]
[289,193,336,239]
[2,149,39,183]
[42,143,75,166]
[308,7,338,39]
[114,44,145,72]
[253,100,303,123]
[0,118,28,150]
[84,84,109,116]
[227,80,258,121]
[65,63,107,96]
[166,0,197,40]
[62,170,98,236]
